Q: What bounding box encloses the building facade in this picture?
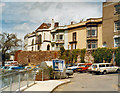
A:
[24,18,103,51]
[24,21,54,51]
[102,2,120,48]
[51,25,68,50]
[67,18,102,50]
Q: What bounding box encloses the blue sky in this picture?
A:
[0,0,106,41]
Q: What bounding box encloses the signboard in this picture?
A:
[53,59,64,72]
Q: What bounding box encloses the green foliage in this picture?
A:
[48,66,54,79]
[60,46,65,56]
[115,47,120,66]
[92,48,113,63]
[72,49,80,62]
[80,49,86,63]
[59,49,86,64]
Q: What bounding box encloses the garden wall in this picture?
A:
[16,51,59,65]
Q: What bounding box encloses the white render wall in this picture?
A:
[64,30,68,50]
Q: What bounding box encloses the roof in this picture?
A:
[67,18,102,29]
[35,23,51,31]
[92,63,111,65]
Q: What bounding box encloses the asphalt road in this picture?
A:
[53,72,119,92]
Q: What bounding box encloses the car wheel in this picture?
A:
[73,69,77,73]
[116,69,119,73]
[103,71,107,75]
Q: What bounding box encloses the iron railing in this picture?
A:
[0,69,36,93]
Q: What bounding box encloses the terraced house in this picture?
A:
[102,1,120,48]
[67,18,102,50]
[24,18,103,51]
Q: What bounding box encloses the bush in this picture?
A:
[48,66,54,79]
[115,47,120,66]
[92,48,113,63]
[72,49,80,62]
[80,49,86,63]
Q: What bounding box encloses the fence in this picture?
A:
[0,69,36,93]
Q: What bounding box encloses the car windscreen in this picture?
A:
[80,65,86,67]
[92,65,97,68]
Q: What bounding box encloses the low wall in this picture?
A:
[17,51,59,65]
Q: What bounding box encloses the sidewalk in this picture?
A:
[23,79,71,92]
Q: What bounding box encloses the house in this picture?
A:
[51,24,68,50]
[24,20,54,51]
[102,1,120,48]
[67,18,102,50]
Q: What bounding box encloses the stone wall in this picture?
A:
[17,51,59,65]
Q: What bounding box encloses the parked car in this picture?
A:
[76,63,92,72]
[88,63,119,74]
[67,63,85,72]
[2,66,24,71]
[66,69,73,77]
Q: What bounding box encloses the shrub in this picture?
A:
[80,49,86,63]
[48,66,54,79]
[115,47,120,66]
[92,48,113,63]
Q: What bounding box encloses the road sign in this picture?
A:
[52,59,64,72]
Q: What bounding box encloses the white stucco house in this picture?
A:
[51,26,68,50]
[24,19,69,51]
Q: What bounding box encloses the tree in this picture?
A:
[0,33,22,66]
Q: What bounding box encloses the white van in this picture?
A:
[88,63,119,74]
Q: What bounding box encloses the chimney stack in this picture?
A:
[51,19,54,29]
[71,21,74,25]
[54,22,59,28]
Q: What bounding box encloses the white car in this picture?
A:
[88,63,119,74]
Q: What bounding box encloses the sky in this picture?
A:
[0,0,106,41]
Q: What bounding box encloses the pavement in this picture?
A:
[53,73,119,91]
[23,79,71,92]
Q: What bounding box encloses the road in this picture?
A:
[53,72,119,92]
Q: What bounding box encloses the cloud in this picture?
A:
[2,2,103,40]
[13,23,31,31]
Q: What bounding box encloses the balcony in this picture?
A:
[56,40,64,44]
[87,36,97,40]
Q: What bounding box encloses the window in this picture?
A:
[99,65,105,67]
[114,37,120,47]
[52,34,55,40]
[47,44,50,50]
[44,33,45,40]
[87,27,97,37]
[60,35,63,40]
[114,4,120,14]
[38,45,40,50]
[38,34,42,44]
[73,32,76,41]
[106,64,110,67]
[73,44,77,49]
[87,41,97,49]
[32,39,34,45]
[56,35,63,40]
[115,21,120,32]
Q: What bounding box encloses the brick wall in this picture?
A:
[17,51,59,65]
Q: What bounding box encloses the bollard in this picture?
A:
[33,70,36,84]
[10,75,12,93]
[18,72,21,92]
[27,70,29,87]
